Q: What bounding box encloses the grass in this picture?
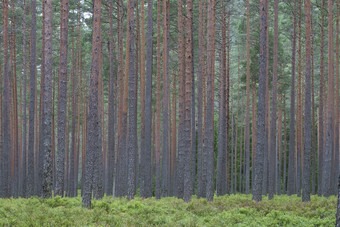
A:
[0,194,337,226]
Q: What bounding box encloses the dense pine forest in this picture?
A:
[0,0,339,225]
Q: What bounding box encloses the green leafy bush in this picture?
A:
[0,194,336,226]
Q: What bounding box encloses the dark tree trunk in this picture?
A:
[268,0,279,200]
[318,0,325,197]
[184,0,193,202]
[55,0,69,197]
[1,0,11,198]
[323,0,334,197]
[127,0,137,200]
[21,0,28,197]
[205,0,215,202]
[161,0,170,198]
[252,0,267,202]
[82,0,102,208]
[287,0,297,196]
[141,0,153,198]
[26,0,37,198]
[216,1,227,197]
[302,0,312,202]
[41,0,53,198]
[106,0,115,196]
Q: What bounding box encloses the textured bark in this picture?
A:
[41,0,53,198]
[127,0,137,200]
[216,2,227,197]
[277,99,283,195]
[155,0,162,199]
[318,0,325,197]
[1,0,11,198]
[26,0,37,198]
[205,0,215,202]
[183,0,193,202]
[115,0,125,198]
[244,0,251,195]
[251,86,257,190]
[176,0,185,199]
[268,0,279,200]
[302,0,312,202]
[323,0,334,197]
[333,0,340,195]
[106,0,115,196]
[141,0,153,198]
[162,0,170,198]
[170,73,177,196]
[82,0,102,208]
[253,0,267,202]
[55,0,69,197]
[311,16,316,195]
[197,0,204,199]
[287,0,297,196]
[226,13,231,194]
[21,0,28,197]
[283,96,287,194]
[69,26,79,197]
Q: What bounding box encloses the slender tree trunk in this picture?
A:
[197,0,204,199]
[142,0,153,198]
[41,0,53,198]
[155,0,162,199]
[217,1,227,197]
[318,0,325,197]
[252,85,257,190]
[176,0,186,199]
[323,0,334,197]
[127,0,137,200]
[82,0,102,208]
[26,0,37,198]
[302,0,312,202]
[205,0,215,202]
[161,0,170,198]
[21,0,28,197]
[245,0,251,195]
[1,0,11,198]
[55,0,69,197]
[170,73,177,196]
[288,0,297,196]
[253,0,267,202]
[183,0,193,202]
[268,0,279,200]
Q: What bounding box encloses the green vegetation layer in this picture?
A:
[0,194,336,226]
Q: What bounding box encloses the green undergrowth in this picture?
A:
[0,194,336,226]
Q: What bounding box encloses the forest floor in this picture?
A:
[0,193,336,226]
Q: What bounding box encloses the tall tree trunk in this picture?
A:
[253,0,267,202]
[288,0,297,196]
[205,0,215,202]
[268,0,279,200]
[197,0,204,199]
[162,0,170,198]
[41,0,53,198]
[1,0,11,198]
[82,0,102,208]
[127,0,137,200]
[107,0,115,196]
[217,1,227,197]
[55,0,69,197]
[176,0,186,199]
[155,0,162,199]
[26,0,37,198]
[318,0,325,197]
[244,0,251,195]
[21,0,28,197]
[302,0,312,202]
[170,73,177,196]
[323,0,334,197]
[251,84,257,190]
[142,0,153,198]
[184,0,193,202]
